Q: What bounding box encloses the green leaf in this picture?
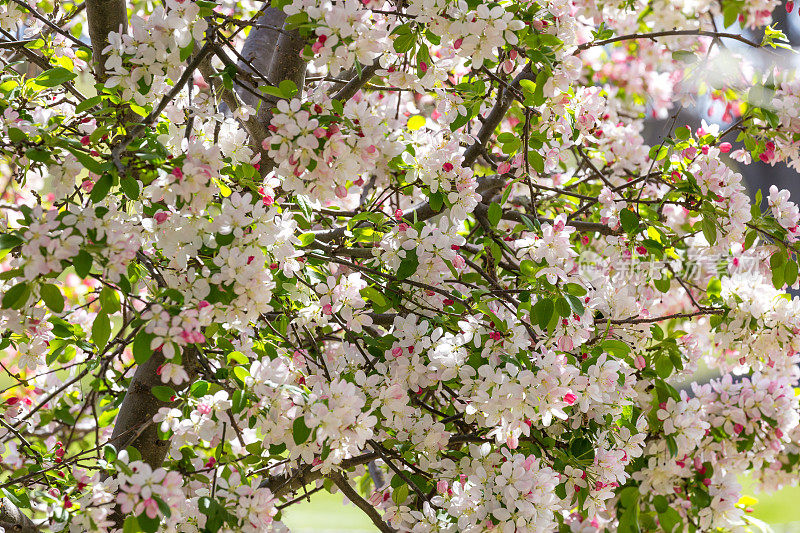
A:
[360,286,387,307]
[190,381,210,398]
[706,277,721,298]
[295,195,313,222]
[674,126,690,140]
[293,416,312,445]
[75,95,103,114]
[532,298,554,330]
[565,294,585,315]
[655,355,673,379]
[701,217,717,245]
[620,209,639,234]
[298,232,315,247]
[601,339,631,357]
[123,515,140,533]
[151,386,176,402]
[180,40,195,62]
[533,68,549,106]
[65,146,106,174]
[74,250,93,278]
[92,312,111,349]
[100,286,121,314]
[555,297,571,318]
[784,259,798,287]
[90,174,114,203]
[0,231,24,249]
[393,31,416,53]
[2,282,30,309]
[487,202,502,226]
[34,67,76,87]
[133,331,155,364]
[722,4,739,27]
[120,176,140,200]
[658,507,682,533]
[396,250,419,280]
[279,79,298,98]
[392,483,409,504]
[40,283,64,313]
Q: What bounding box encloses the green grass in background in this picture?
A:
[282,490,377,532]
[280,482,800,532]
[740,477,800,526]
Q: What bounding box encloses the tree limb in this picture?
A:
[328,471,396,533]
[331,59,382,102]
[0,497,39,533]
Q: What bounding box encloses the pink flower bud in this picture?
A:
[334,185,348,198]
[634,354,646,370]
[719,142,732,153]
[154,211,170,224]
[564,392,577,405]
[734,423,744,434]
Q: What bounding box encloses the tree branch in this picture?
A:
[0,497,39,533]
[575,29,763,53]
[328,471,396,533]
[331,59,382,102]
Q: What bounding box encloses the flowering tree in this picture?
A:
[2,0,800,530]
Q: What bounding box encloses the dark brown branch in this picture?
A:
[575,30,763,53]
[328,471,396,533]
[331,59,382,102]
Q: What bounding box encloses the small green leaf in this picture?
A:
[620,209,639,234]
[655,355,673,379]
[92,312,111,349]
[298,232,315,247]
[0,233,22,251]
[151,386,176,402]
[360,286,387,307]
[133,331,155,364]
[100,286,121,314]
[701,217,717,245]
[74,250,93,278]
[2,282,30,309]
[120,176,140,200]
[40,283,64,313]
[75,95,103,114]
[487,202,502,226]
[293,416,312,445]
[601,339,631,357]
[123,515,140,533]
[34,67,76,87]
[532,298,554,330]
[279,79,297,98]
[674,126,690,140]
[784,259,798,287]
[190,381,210,398]
[90,174,114,203]
[227,351,248,365]
[396,251,419,280]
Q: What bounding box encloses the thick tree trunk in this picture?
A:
[86,0,127,79]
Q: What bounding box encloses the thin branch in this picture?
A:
[575,30,763,53]
[328,471,396,533]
